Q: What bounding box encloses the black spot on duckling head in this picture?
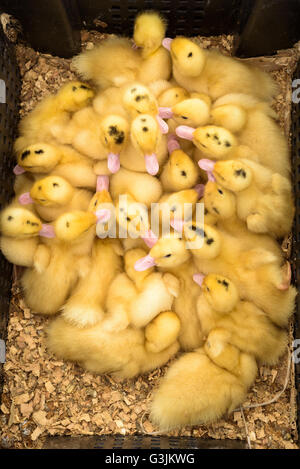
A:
[66,222,70,228]
[217,189,223,194]
[34,149,44,155]
[80,84,90,90]
[72,86,77,91]
[164,253,172,258]
[21,150,31,161]
[31,222,39,227]
[206,237,214,245]
[141,118,147,122]
[108,125,118,136]
[131,87,137,93]
[181,170,187,177]
[181,116,188,120]
[115,132,125,145]
[212,207,220,214]
[189,225,205,237]
[142,127,148,132]
[52,182,59,187]
[234,168,247,178]
[188,52,193,57]
[7,215,13,221]
[218,279,229,290]
[224,141,231,147]
[204,208,208,215]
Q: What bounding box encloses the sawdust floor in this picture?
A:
[0,24,299,449]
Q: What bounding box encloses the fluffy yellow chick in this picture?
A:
[164,37,276,101]
[150,347,257,429]
[159,149,200,192]
[14,143,96,189]
[46,314,179,379]
[210,93,290,178]
[73,14,171,90]
[133,11,171,84]
[21,211,97,315]
[135,233,203,351]
[196,274,287,364]
[15,81,94,152]
[154,188,201,232]
[201,158,295,238]
[102,248,180,334]
[109,167,162,207]
[55,107,129,173]
[72,37,143,89]
[181,222,296,327]
[18,175,92,222]
[61,238,123,327]
[0,207,53,268]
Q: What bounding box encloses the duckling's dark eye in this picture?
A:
[142,127,148,132]
[126,217,131,221]
[164,253,172,258]
[206,286,210,292]
[181,170,187,177]
[188,52,193,57]
[38,186,42,190]
[206,238,214,245]
[72,86,77,91]
[66,222,70,227]
[181,116,188,120]
[21,150,30,160]
[26,220,31,224]
[52,183,59,187]
[35,149,44,154]
[7,216,13,221]
[217,189,223,194]
[222,280,229,289]
[94,200,97,206]
[80,84,89,90]
[225,141,231,147]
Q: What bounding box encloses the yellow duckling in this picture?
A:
[46,313,179,379]
[102,248,180,338]
[154,188,202,233]
[15,81,94,152]
[159,148,200,192]
[61,238,123,328]
[72,12,171,91]
[135,233,203,351]
[18,175,92,222]
[14,142,96,189]
[195,273,287,364]
[56,107,129,173]
[133,11,171,85]
[0,207,54,269]
[176,221,296,327]
[109,167,162,207]
[72,37,142,89]
[200,158,295,238]
[210,93,290,178]
[21,210,98,315]
[150,346,257,430]
[163,37,276,101]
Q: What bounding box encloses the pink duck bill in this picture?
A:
[107,153,120,173]
[134,254,156,271]
[198,159,216,182]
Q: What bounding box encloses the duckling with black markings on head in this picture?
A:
[195,273,287,365]
[159,149,200,192]
[210,93,290,178]
[200,158,295,238]
[0,207,54,269]
[14,143,97,190]
[164,37,276,102]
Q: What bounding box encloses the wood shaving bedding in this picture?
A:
[0,27,299,449]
